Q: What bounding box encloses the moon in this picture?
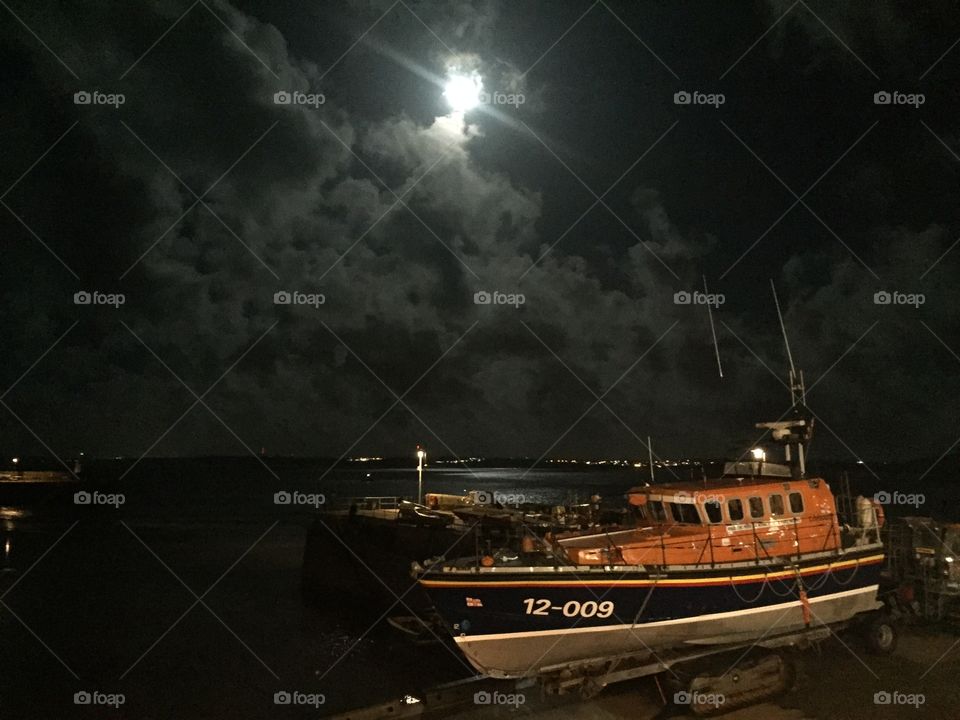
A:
[443,71,483,113]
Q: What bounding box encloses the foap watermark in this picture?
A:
[274,290,325,308]
[273,690,325,708]
[74,490,125,508]
[674,690,725,710]
[73,90,125,108]
[74,691,125,708]
[674,290,724,307]
[274,490,325,508]
[74,290,125,308]
[674,90,725,108]
[474,490,526,507]
[874,690,925,708]
[273,90,325,108]
[478,90,525,107]
[874,490,925,508]
[874,290,924,308]
[474,290,525,308]
[873,91,924,108]
[473,690,525,708]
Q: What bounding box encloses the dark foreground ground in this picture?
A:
[2,456,958,719]
[1,513,959,719]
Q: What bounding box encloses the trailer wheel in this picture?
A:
[865,615,897,654]
[579,678,605,700]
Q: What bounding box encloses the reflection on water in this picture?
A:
[0,507,34,573]
[1,507,22,573]
[1,530,12,574]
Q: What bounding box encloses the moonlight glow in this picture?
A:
[443,71,483,113]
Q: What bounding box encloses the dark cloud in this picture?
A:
[2,0,959,466]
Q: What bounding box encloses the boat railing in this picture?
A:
[827,515,840,553]
[560,512,851,569]
[346,496,402,510]
[460,510,880,571]
[343,496,406,519]
[744,513,844,567]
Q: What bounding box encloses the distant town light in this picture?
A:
[11,457,18,465]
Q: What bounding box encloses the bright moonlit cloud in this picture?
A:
[443,71,483,113]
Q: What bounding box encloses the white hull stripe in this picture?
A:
[424,554,884,588]
[453,585,879,644]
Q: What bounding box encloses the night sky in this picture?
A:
[2,0,959,466]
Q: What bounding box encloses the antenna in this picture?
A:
[770,279,795,377]
[704,275,723,378]
[754,281,811,477]
[647,436,655,484]
[770,279,804,407]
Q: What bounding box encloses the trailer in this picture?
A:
[882,515,960,622]
[324,619,890,719]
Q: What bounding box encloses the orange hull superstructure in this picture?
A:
[558,476,847,566]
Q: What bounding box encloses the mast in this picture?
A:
[647,436,655,484]
[704,275,723,378]
[755,281,813,478]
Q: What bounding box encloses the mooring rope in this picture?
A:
[802,565,835,591]
[765,574,798,597]
[729,572,769,603]
[828,557,862,587]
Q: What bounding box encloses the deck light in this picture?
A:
[416,447,426,504]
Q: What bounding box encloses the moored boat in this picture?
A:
[414,367,888,679]
[301,493,618,612]
[416,471,883,678]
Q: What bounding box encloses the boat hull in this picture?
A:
[420,552,883,678]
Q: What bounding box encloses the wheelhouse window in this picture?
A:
[789,491,804,514]
[669,502,702,524]
[728,498,744,521]
[648,501,667,522]
[704,500,723,524]
[748,496,764,519]
[769,494,785,516]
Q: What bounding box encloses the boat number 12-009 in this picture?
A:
[522,598,615,618]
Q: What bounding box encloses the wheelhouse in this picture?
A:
[626,478,834,529]
[557,464,844,567]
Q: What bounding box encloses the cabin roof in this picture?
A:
[626,475,821,495]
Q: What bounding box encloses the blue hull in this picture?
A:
[419,550,884,677]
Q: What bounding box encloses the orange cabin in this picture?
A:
[557,474,842,567]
